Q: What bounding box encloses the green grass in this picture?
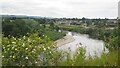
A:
[43,30,66,41]
[83,50,118,66]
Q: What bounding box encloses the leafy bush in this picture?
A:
[2,19,40,36]
[2,32,56,66]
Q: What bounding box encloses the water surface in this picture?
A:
[58,31,108,57]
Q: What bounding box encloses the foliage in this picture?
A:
[60,25,112,40]
[105,27,119,51]
[2,17,65,41]
[43,30,65,41]
[2,32,56,66]
[2,15,118,66]
[83,50,118,66]
[49,22,55,29]
[2,32,118,66]
[2,19,40,36]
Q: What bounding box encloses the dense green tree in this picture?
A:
[49,22,54,29]
[2,18,40,36]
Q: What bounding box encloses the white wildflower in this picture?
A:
[22,43,25,47]
[26,48,28,50]
[33,40,35,42]
[13,56,15,58]
[32,50,34,53]
[19,39,21,41]
[25,56,28,59]
[12,47,14,49]
[43,48,46,51]
[27,33,29,35]
[14,38,16,40]
[2,56,4,58]
[48,47,50,49]
[10,55,12,58]
[35,61,38,64]
[28,38,30,42]
[22,55,24,57]
[42,46,44,48]
[23,36,25,39]
[8,48,10,50]
[12,42,16,44]
[33,49,36,51]
[3,47,5,49]
[15,48,17,51]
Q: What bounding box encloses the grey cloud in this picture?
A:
[1,0,119,18]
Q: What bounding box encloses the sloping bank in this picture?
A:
[55,34,75,46]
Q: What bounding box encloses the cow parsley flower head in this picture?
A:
[12,42,16,44]
[33,49,36,51]
[35,61,38,64]
[10,55,12,58]
[25,56,28,59]
[43,48,46,51]
[48,47,50,49]
[26,48,28,50]
[13,56,15,58]
[15,48,17,51]
[22,43,25,47]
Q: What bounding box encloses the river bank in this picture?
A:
[59,26,114,40]
[55,34,75,46]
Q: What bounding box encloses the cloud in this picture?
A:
[1,0,119,18]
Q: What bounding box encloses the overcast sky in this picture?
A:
[0,0,119,18]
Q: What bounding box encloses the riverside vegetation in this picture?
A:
[1,15,119,66]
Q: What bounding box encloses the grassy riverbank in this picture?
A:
[42,30,66,41]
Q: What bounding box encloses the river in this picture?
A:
[58,31,108,58]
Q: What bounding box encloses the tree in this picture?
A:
[49,22,54,29]
[82,17,86,23]
[2,32,55,66]
[54,25,59,31]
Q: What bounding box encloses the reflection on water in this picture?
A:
[58,31,108,58]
